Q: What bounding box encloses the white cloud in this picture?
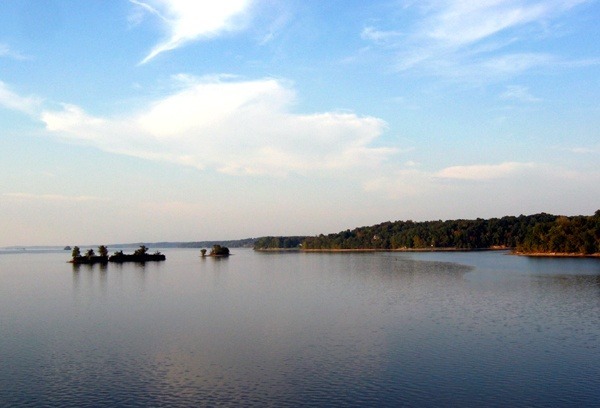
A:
[435,162,535,180]
[38,76,393,176]
[500,85,542,102]
[0,81,42,114]
[131,0,254,63]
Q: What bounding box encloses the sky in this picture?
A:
[1,0,599,246]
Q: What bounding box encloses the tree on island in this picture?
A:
[85,248,95,258]
[209,245,230,256]
[200,248,207,257]
[98,245,108,257]
[134,245,148,256]
[71,246,81,259]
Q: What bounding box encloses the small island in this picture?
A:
[201,245,230,257]
[70,245,165,264]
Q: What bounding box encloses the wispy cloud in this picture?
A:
[364,0,591,78]
[361,27,404,44]
[0,81,42,114]
[563,146,599,154]
[35,75,394,176]
[435,162,535,180]
[422,1,579,47]
[0,43,28,60]
[500,85,542,102]
[131,0,254,63]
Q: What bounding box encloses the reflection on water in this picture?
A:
[0,249,599,407]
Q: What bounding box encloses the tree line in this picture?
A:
[253,211,600,254]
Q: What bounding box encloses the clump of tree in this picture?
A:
[209,245,230,256]
[516,210,600,254]
[300,214,559,250]
[254,236,306,250]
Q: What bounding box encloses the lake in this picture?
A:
[1,248,599,407]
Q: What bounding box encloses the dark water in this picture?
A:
[1,249,599,407]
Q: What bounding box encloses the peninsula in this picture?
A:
[254,210,600,257]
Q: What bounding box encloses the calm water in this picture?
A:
[1,249,599,407]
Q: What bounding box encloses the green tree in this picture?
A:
[85,249,95,258]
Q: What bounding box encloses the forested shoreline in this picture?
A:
[254,210,600,256]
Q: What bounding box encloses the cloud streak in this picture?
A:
[363,161,537,199]
[132,0,254,63]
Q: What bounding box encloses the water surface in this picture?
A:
[1,249,599,407]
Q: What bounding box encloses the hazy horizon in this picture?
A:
[1,1,599,246]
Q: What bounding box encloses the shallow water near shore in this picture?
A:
[1,249,599,407]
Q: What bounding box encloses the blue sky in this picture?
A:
[1,0,599,246]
